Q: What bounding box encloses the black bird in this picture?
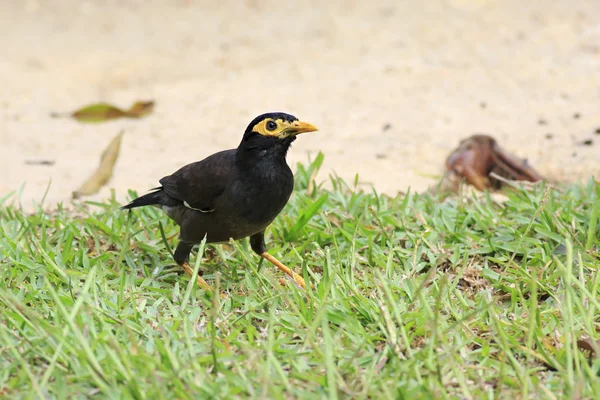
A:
[122,112,318,290]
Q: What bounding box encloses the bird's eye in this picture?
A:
[266,121,277,131]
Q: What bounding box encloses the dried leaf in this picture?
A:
[577,337,600,358]
[122,101,155,118]
[52,100,154,123]
[71,103,127,122]
[326,213,343,228]
[73,131,124,199]
[440,134,544,194]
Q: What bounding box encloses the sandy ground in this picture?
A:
[2,0,600,209]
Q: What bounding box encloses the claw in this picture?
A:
[260,252,306,289]
[178,262,213,291]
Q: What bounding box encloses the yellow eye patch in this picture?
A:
[250,118,318,138]
[251,118,291,137]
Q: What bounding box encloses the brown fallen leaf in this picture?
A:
[122,101,154,118]
[438,134,544,193]
[73,131,124,199]
[326,213,343,228]
[52,100,154,123]
[576,337,600,358]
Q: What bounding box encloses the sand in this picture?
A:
[2,0,599,209]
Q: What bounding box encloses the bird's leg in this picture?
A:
[174,241,212,291]
[260,253,306,289]
[250,232,306,289]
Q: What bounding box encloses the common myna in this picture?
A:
[122,112,318,290]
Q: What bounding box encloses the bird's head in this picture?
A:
[239,112,318,154]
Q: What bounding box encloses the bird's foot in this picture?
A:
[179,262,213,292]
[260,252,306,289]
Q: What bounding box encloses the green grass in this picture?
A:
[1,155,600,399]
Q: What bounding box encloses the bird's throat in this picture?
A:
[237,136,295,168]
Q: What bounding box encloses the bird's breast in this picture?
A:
[230,167,293,221]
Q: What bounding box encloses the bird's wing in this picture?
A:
[159,150,235,212]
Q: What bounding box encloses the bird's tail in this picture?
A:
[121,187,163,210]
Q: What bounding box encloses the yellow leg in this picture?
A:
[260,252,306,289]
[179,262,213,292]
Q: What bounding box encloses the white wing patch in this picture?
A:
[183,201,214,213]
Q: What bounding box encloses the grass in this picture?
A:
[1,154,600,399]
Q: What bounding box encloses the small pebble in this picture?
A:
[595,127,600,135]
[538,118,547,125]
[375,153,387,159]
[573,113,581,119]
[583,139,593,146]
[545,133,553,139]
[382,123,392,132]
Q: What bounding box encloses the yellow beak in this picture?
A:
[286,121,318,136]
